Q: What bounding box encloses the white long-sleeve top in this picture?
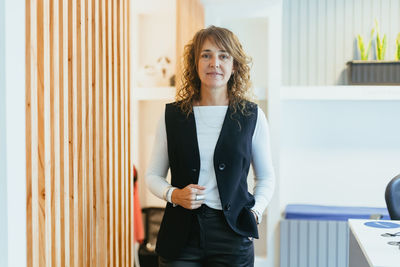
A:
[145,106,275,222]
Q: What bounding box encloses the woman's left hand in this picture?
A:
[171,184,206,210]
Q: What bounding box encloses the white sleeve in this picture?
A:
[251,107,276,222]
[145,110,172,200]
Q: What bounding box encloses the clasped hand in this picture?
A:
[171,184,206,210]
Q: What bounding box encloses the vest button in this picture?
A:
[224,204,231,211]
[191,168,197,172]
[218,163,226,171]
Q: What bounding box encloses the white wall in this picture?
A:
[1,0,27,266]
[280,99,400,209]
[0,0,8,265]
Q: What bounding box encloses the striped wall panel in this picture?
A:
[25,0,133,266]
[283,0,400,85]
[280,220,349,267]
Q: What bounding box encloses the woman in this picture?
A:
[146,25,275,267]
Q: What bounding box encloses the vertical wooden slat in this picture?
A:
[53,0,62,266]
[118,0,125,263]
[62,0,71,266]
[123,0,130,264]
[43,0,52,266]
[127,0,134,264]
[107,0,114,264]
[72,0,80,264]
[80,0,88,264]
[87,0,94,264]
[101,0,109,265]
[26,0,33,265]
[94,0,101,264]
[112,0,119,264]
[58,1,66,266]
[68,0,75,264]
[49,0,56,265]
[29,0,40,266]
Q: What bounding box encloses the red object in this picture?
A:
[133,166,144,243]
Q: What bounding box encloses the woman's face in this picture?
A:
[197,38,234,92]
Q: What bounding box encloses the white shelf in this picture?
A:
[133,86,176,101]
[281,86,400,101]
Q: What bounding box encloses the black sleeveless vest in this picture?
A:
[156,101,258,259]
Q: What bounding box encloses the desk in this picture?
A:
[349,219,400,267]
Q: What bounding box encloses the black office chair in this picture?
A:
[385,174,400,220]
[138,207,165,267]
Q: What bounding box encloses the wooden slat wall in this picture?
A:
[176,0,205,89]
[283,0,400,85]
[25,0,133,266]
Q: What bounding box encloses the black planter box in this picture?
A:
[347,61,400,85]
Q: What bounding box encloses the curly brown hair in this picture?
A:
[176,25,254,116]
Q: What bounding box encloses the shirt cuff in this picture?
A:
[251,208,262,224]
[166,187,177,207]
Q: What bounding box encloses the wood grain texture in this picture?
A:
[176,0,205,90]
[26,0,133,265]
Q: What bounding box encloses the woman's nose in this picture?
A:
[210,57,220,68]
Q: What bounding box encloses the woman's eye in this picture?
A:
[220,54,229,60]
[201,54,210,59]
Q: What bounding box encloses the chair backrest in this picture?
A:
[385,174,400,220]
[141,207,165,247]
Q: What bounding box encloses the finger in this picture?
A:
[191,188,198,194]
[194,190,205,195]
[191,184,206,190]
[194,194,205,201]
[190,193,196,200]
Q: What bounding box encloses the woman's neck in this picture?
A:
[197,86,229,106]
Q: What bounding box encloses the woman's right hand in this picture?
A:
[171,184,206,210]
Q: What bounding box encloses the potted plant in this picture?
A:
[347,20,400,85]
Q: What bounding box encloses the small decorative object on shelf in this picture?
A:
[347,20,400,85]
[169,74,175,87]
[156,56,173,87]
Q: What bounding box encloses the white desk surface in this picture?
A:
[349,219,400,267]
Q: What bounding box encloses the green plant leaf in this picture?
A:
[357,35,367,60]
[382,34,387,60]
[396,33,400,60]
